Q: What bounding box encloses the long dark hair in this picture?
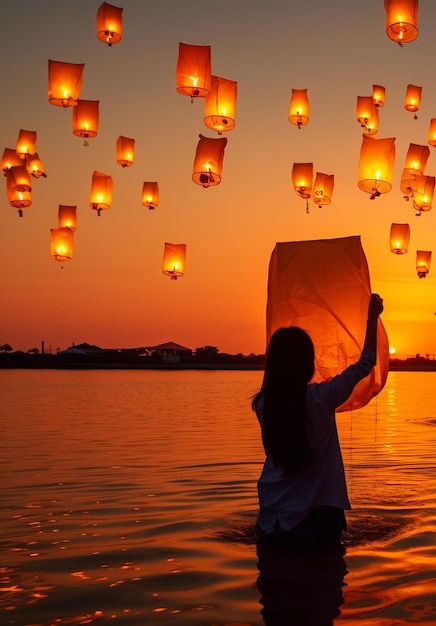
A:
[253,327,315,472]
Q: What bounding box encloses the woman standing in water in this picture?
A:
[252,293,384,545]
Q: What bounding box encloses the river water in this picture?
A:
[1,369,435,625]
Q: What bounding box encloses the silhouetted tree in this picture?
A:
[0,343,13,353]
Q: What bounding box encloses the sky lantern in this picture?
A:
[385,0,418,45]
[427,119,436,147]
[7,164,32,193]
[266,236,389,411]
[15,129,37,158]
[411,175,435,214]
[416,250,431,278]
[400,142,429,198]
[90,170,113,216]
[288,88,310,129]
[192,133,227,187]
[1,148,22,173]
[404,84,421,118]
[372,84,385,107]
[72,99,100,145]
[50,227,74,265]
[58,205,77,231]
[96,2,123,46]
[142,182,159,209]
[390,223,410,254]
[356,96,379,135]
[312,172,334,207]
[26,153,47,178]
[358,135,396,199]
[204,75,237,134]
[48,60,84,107]
[176,42,211,101]
[291,162,313,212]
[6,172,31,216]
[116,135,135,167]
[162,242,186,280]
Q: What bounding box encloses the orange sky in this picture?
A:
[1,1,435,357]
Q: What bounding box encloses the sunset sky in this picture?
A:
[1,0,436,357]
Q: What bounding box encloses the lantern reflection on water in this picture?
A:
[90,171,113,216]
[58,205,77,231]
[116,135,135,167]
[50,227,74,264]
[204,75,237,134]
[48,60,84,107]
[192,134,227,187]
[142,182,159,210]
[162,243,186,280]
[288,88,309,129]
[390,223,410,254]
[416,250,431,278]
[96,2,123,46]
[358,135,395,199]
[385,0,418,45]
[176,42,211,100]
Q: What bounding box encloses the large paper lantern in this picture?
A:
[176,42,211,100]
[116,135,135,167]
[385,0,418,45]
[26,153,47,178]
[96,2,123,45]
[48,60,84,107]
[372,84,386,108]
[7,164,32,193]
[266,236,389,411]
[358,135,395,199]
[390,223,410,254]
[416,250,431,278]
[72,100,99,142]
[356,96,379,135]
[400,142,429,197]
[312,172,334,207]
[162,243,186,280]
[192,133,227,187]
[1,148,22,173]
[58,205,77,231]
[411,175,435,213]
[142,182,159,209]
[16,129,37,158]
[90,171,113,216]
[204,75,237,134]
[291,163,313,212]
[50,227,74,263]
[404,84,421,118]
[6,172,31,215]
[427,118,436,147]
[288,88,310,128]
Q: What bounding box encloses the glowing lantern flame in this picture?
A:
[416,250,431,278]
[176,43,211,100]
[1,148,23,173]
[385,0,418,45]
[404,83,422,118]
[50,227,74,264]
[15,129,37,158]
[390,223,410,254]
[162,243,186,280]
[372,84,386,107]
[96,2,123,45]
[204,75,237,134]
[192,134,227,187]
[72,100,99,143]
[356,96,379,135]
[312,172,334,207]
[116,136,135,167]
[58,205,77,231]
[142,182,159,209]
[428,118,436,147]
[358,135,396,199]
[26,153,47,178]
[48,60,84,107]
[288,88,310,129]
[90,171,113,216]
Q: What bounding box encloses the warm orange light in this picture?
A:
[1,148,22,173]
[90,171,113,215]
[192,134,227,187]
[176,43,211,99]
[25,153,47,178]
[15,129,37,158]
[291,163,313,199]
[400,143,429,197]
[372,84,386,107]
[385,0,418,44]
[428,118,436,147]
[142,182,159,209]
[312,172,334,207]
[48,60,84,107]
[411,175,435,213]
[6,171,32,215]
[389,223,410,254]
[96,2,123,45]
[116,135,135,167]
[162,243,186,280]
[204,75,237,134]
[416,250,431,278]
[72,100,99,139]
[50,227,74,263]
[288,88,310,128]
[58,205,77,231]
[7,164,32,193]
[356,96,379,135]
[358,135,396,199]
[404,83,422,117]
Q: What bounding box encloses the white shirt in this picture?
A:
[254,349,376,534]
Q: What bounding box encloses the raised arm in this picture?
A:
[363,293,384,354]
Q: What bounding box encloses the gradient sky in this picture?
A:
[1,0,435,356]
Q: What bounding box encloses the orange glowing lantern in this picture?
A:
[6,170,32,215]
[390,223,410,254]
[312,172,334,207]
[411,175,435,213]
[358,135,396,199]
[266,236,389,411]
[162,242,186,280]
[400,142,429,198]
[116,135,135,167]
[58,205,77,231]
[385,0,418,44]
[204,75,237,134]
[50,227,74,263]
[26,153,47,178]
[96,2,123,45]
[356,96,379,135]
[416,250,431,278]
[288,88,310,129]
[48,60,84,107]
[176,42,211,100]
[404,83,421,118]
[291,162,313,198]
[142,182,159,209]
[372,84,386,107]
[7,164,32,193]
[16,129,37,158]
[1,148,22,173]
[72,100,99,142]
[428,118,436,147]
[90,171,113,216]
[192,134,227,187]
